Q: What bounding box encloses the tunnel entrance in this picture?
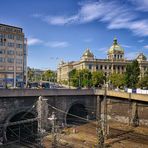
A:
[66,104,88,125]
[5,111,38,143]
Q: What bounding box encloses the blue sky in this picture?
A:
[0,0,148,70]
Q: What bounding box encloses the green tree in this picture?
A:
[92,71,105,87]
[42,70,56,82]
[69,69,92,87]
[27,67,34,82]
[137,70,148,88]
[125,60,140,88]
[109,73,125,88]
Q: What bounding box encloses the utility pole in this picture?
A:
[48,112,57,148]
[96,96,104,148]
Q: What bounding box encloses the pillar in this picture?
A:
[37,96,49,131]
[96,95,104,147]
[131,102,139,127]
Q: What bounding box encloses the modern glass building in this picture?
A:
[0,24,27,88]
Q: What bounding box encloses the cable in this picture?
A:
[48,104,92,122]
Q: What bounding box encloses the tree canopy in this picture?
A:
[109,73,125,88]
[125,60,140,88]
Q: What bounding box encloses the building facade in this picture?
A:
[57,38,148,82]
[0,24,27,87]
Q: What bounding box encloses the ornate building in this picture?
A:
[57,38,148,82]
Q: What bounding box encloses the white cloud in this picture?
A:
[83,38,93,43]
[125,51,139,59]
[144,45,148,49]
[33,1,148,37]
[43,15,78,25]
[121,44,132,48]
[129,0,148,12]
[28,37,43,46]
[45,41,69,48]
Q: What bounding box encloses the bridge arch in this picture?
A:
[3,109,38,143]
[65,102,88,125]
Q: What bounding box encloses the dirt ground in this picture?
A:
[43,121,148,148]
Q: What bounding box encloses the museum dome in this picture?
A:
[108,38,124,54]
[81,48,94,60]
[82,48,94,57]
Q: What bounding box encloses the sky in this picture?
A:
[0,0,148,70]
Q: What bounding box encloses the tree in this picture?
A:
[125,60,140,88]
[69,69,92,87]
[109,73,125,88]
[27,67,34,82]
[137,70,148,88]
[92,71,105,87]
[42,70,56,82]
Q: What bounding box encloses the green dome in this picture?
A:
[108,38,124,54]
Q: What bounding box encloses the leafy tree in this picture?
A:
[69,69,92,87]
[42,70,56,82]
[137,70,148,88]
[109,73,125,88]
[27,67,34,82]
[69,69,79,87]
[125,60,140,88]
[92,71,105,87]
[80,69,92,87]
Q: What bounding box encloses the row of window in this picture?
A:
[0,57,23,64]
[0,49,23,56]
[0,66,23,71]
[108,54,123,59]
[88,65,125,70]
[0,42,23,49]
[0,34,23,41]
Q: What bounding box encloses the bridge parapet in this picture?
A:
[95,89,148,102]
[0,88,95,97]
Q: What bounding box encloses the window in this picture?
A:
[109,65,111,69]
[100,65,102,69]
[7,42,14,47]
[16,51,23,56]
[16,59,22,64]
[7,50,14,55]
[96,65,99,70]
[0,49,5,54]
[105,65,107,69]
[16,44,23,49]
[0,57,5,63]
[89,64,92,70]
[0,41,6,46]
[0,34,5,38]
[16,35,23,41]
[7,34,14,40]
[7,58,14,63]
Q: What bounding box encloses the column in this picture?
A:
[37,96,49,131]
[131,102,139,127]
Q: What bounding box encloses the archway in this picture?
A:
[4,111,37,143]
[66,104,88,125]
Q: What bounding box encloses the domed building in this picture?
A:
[57,38,148,82]
[81,48,94,61]
[108,37,124,60]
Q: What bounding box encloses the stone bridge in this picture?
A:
[0,88,147,144]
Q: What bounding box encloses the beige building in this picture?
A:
[0,24,27,87]
[57,38,148,82]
